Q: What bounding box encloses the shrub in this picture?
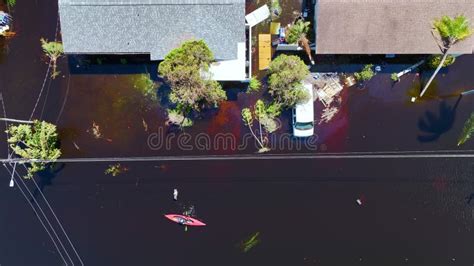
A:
[167,108,193,128]
[391,73,399,82]
[427,55,456,69]
[6,0,16,8]
[247,76,262,93]
[354,64,375,82]
[133,74,157,100]
[269,0,281,20]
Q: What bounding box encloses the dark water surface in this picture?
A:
[1,159,474,266]
[1,0,474,265]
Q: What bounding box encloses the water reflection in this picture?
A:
[31,163,65,200]
[466,193,474,205]
[417,98,461,142]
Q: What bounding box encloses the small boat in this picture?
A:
[164,214,206,227]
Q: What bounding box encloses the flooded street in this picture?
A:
[1,159,474,265]
[1,0,474,265]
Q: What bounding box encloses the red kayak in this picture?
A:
[164,214,206,226]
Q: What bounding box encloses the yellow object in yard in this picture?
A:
[270,22,280,35]
[258,34,271,70]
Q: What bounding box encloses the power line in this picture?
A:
[39,77,53,120]
[8,166,74,265]
[25,164,84,266]
[55,75,71,124]
[29,61,52,121]
[29,14,59,122]
[0,93,11,157]
[0,14,78,265]
[2,150,474,164]
[39,16,61,122]
[5,14,60,162]
[2,164,69,266]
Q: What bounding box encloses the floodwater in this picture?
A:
[1,0,474,265]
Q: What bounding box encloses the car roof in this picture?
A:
[295,82,314,123]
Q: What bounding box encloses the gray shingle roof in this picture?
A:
[315,0,474,54]
[59,0,246,60]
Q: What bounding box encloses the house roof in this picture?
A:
[315,0,474,54]
[58,0,246,60]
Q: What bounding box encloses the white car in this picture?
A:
[292,82,314,137]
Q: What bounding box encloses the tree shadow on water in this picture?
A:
[30,163,66,201]
[417,97,461,142]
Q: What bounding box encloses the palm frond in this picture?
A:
[457,113,474,146]
[434,15,473,43]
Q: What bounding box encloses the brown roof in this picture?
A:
[315,0,474,54]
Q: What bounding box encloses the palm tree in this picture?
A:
[418,15,472,100]
[286,19,314,64]
[40,38,64,79]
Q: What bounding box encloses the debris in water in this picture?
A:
[142,118,148,132]
[72,141,80,150]
[313,73,343,107]
[356,199,362,206]
[238,232,261,253]
[87,121,103,139]
[173,189,178,201]
[320,106,339,124]
[104,163,128,176]
[155,164,168,171]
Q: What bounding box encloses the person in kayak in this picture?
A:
[176,216,193,225]
[177,217,187,224]
[173,189,178,201]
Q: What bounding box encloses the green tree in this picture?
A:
[419,15,472,98]
[268,54,310,108]
[458,113,474,146]
[158,40,226,126]
[6,120,61,178]
[40,38,64,79]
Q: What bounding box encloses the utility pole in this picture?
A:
[8,162,16,187]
